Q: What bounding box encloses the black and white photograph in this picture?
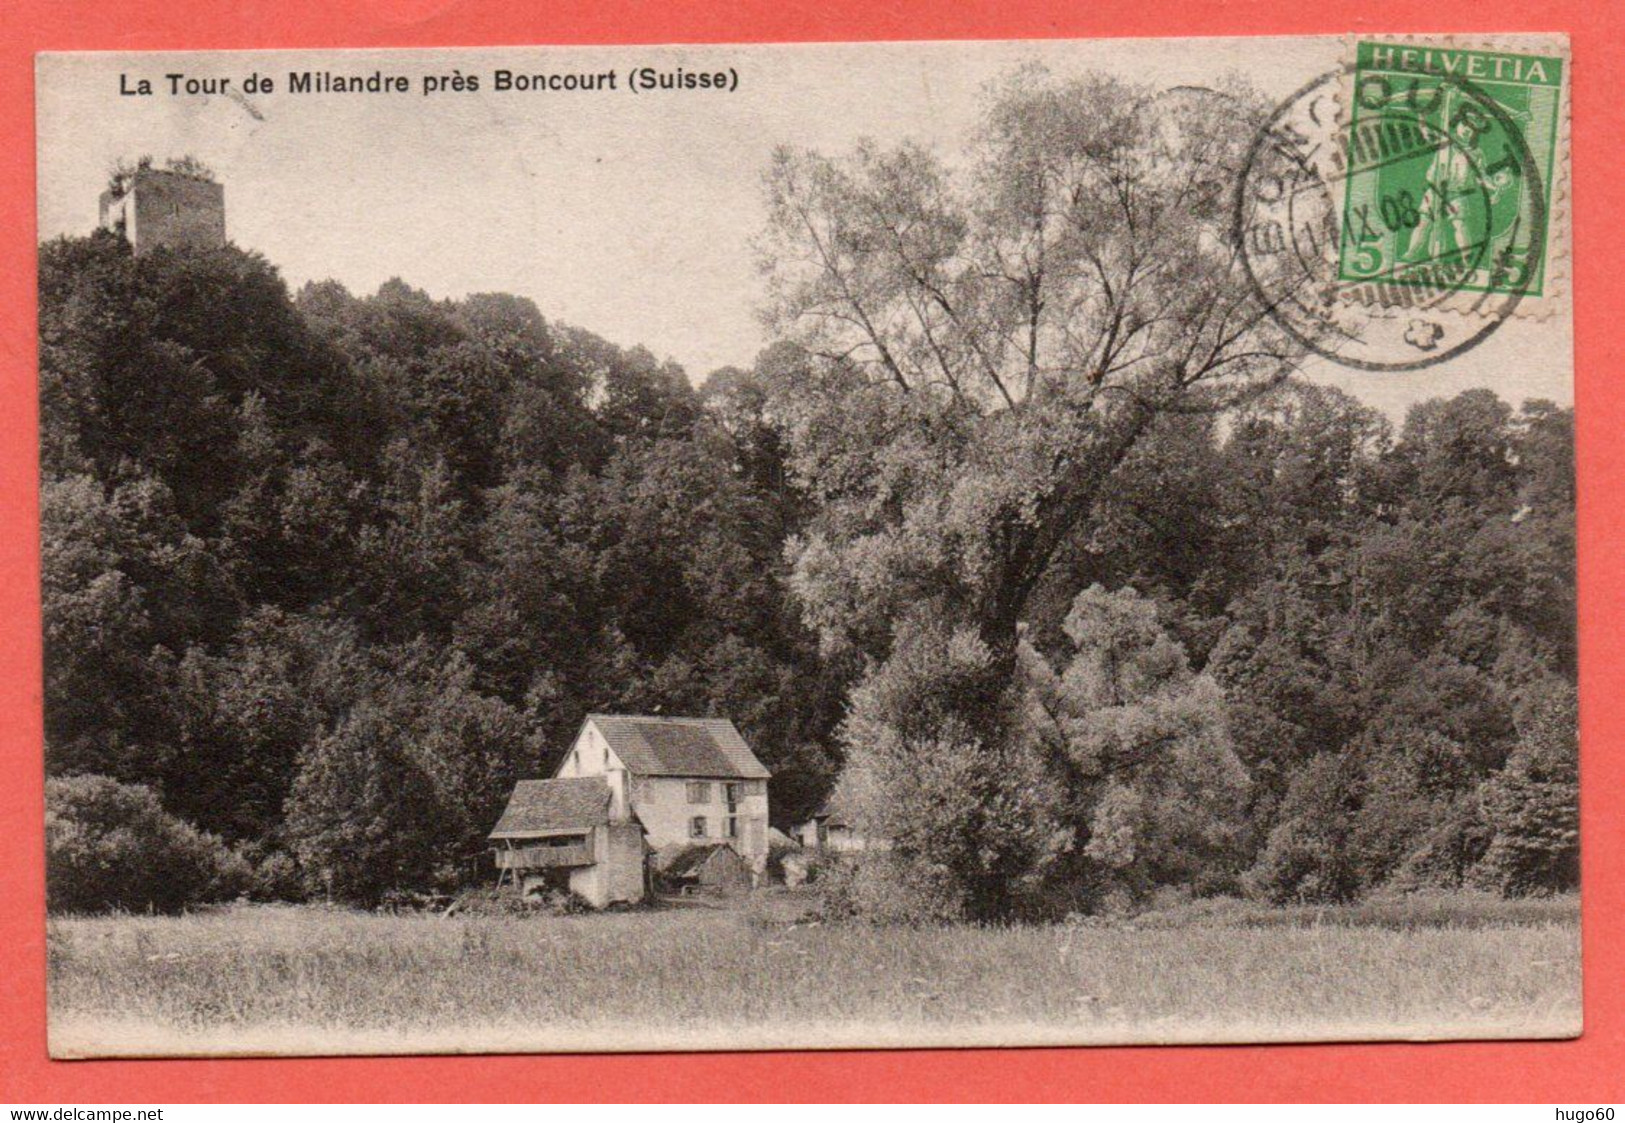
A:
[35,35,1578,1056]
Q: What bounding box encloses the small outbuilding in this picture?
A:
[656,842,753,895]
[788,800,872,853]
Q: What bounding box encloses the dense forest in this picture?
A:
[41,231,855,908]
[42,74,1577,918]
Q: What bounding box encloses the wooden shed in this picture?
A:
[489,776,647,908]
[656,843,752,895]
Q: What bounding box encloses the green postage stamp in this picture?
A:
[1337,40,1564,300]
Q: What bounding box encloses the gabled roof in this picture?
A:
[661,843,748,878]
[586,714,770,780]
[489,777,611,838]
[803,800,850,829]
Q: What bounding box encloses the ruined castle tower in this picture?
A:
[99,167,225,255]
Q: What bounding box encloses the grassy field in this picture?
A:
[47,891,1581,1056]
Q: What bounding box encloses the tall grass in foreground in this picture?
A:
[47,893,1580,1052]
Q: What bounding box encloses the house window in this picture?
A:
[723,782,743,805]
[689,816,707,839]
[723,816,740,840]
[686,781,711,804]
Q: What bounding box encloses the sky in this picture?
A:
[36,39,1571,422]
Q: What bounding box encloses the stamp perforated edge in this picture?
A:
[1331,33,1571,322]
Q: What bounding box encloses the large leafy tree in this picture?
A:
[163,608,372,842]
[832,615,1052,921]
[758,70,1302,916]
[41,472,237,784]
[761,72,1301,657]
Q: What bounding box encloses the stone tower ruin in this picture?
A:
[99,167,225,255]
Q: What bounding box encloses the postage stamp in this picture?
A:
[1336,41,1564,300]
[1234,34,1569,372]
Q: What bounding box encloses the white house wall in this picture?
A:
[630,775,768,869]
[556,823,644,907]
[600,822,647,902]
[556,723,629,818]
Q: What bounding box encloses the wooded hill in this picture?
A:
[40,77,1577,916]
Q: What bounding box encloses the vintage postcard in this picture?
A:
[35,34,1577,1057]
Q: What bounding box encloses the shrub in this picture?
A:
[1472,683,1578,896]
[799,848,846,885]
[1384,797,1492,892]
[817,853,963,925]
[46,774,250,914]
[247,848,305,902]
[766,837,801,883]
[1246,754,1364,904]
[832,616,1051,922]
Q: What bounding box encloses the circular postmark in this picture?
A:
[1233,63,1547,372]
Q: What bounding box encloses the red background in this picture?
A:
[2,0,1621,1104]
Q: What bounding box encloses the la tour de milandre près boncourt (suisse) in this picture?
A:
[119,64,738,100]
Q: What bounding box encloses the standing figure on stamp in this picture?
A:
[1405,88,1488,269]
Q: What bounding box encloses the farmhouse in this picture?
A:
[489,714,771,908]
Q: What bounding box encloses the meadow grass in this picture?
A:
[46,891,1581,1055]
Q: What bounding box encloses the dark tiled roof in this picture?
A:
[489,777,611,838]
[661,843,747,878]
[806,800,849,829]
[588,714,770,779]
